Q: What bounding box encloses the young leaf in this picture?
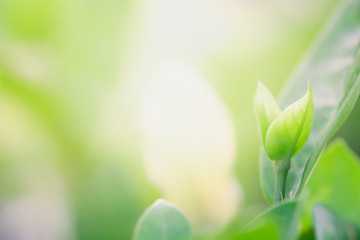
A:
[303,139,360,232]
[260,0,360,204]
[133,199,192,240]
[254,81,281,145]
[265,83,313,160]
[312,205,358,240]
[237,199,306,240]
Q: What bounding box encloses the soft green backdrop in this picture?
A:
[2,0,357,239]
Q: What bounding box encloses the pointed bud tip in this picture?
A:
[257,81,265,90]
[307,81,312,90]
[306,82,313,99]
[255,81,270,98]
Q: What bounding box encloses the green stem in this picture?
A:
[274,157,291,204]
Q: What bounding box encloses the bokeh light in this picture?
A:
[0,0,342,239]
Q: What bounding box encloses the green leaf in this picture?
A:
[303,139,360,232]
[237,199,305,240]
[265,83,313,161]
[133,199,193,240]
[254,81,281,145]
[312,205,358,240]
[260,0,360,204]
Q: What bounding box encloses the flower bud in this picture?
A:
[254,81,281,145]
[265,83,313,160]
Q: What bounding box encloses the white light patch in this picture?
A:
[144,0,239,55]
[139,59,241,234]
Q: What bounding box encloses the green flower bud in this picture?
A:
[265,83,314,160]
[254,81,281,145]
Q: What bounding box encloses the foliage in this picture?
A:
[133,200,192,240]
[134,0,360,239]
[255,82,313,161]
[260,0,360,204]
[312,205,359,240]
[236,199,306,240]
[1,0,360,239]
[304,139,360,232]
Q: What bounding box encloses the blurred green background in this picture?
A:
[0,0,348,239]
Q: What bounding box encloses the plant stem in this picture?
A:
[274,157,291,204]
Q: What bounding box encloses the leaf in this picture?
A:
[303,139,360,232]
[312,205,359,240]
[260,0,360,204]
[265,83,313,160]
[254,81,281,145]
[236,199,305,240]
[133,199,193,240]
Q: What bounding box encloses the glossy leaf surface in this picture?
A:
[133,199,192,240]
[236,199,305,240]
